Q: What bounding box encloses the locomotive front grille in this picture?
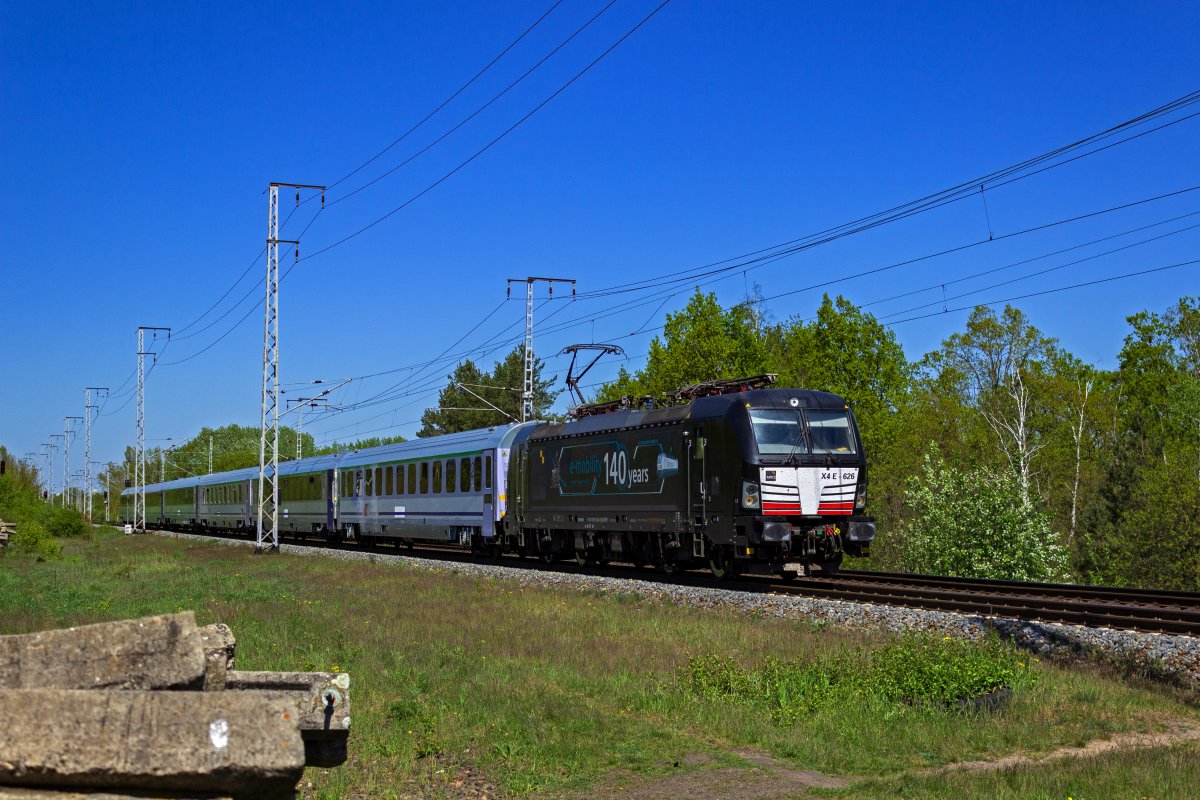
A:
[758,467,859,516]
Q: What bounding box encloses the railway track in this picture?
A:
[144,526,1200,637]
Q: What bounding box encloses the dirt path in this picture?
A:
[918,720,1200,776]
[572,751,847,800]
[573,720,1200,800]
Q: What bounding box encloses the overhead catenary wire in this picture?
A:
[325,0,619,209]
[885,258,1200,326]
[324,0,565,193]
[568,90,1200,301]
[168,5,563,340]
[158,4,668,368]
[296,0,675,264]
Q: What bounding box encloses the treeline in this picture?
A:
[594,289,1200,591]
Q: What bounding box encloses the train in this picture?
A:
[120,375,875,577]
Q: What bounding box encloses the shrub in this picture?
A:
[40,505,89,538]
[896,445,1069,581]
[8,519,63,561]
[870,634,1032,705]
[683,633,1034,719]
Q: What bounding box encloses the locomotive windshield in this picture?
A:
[748,409,808,455]
[807,410,857,454]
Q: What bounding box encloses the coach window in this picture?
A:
[460,458,470,492]
[385,466,394,496]
[473,457,482,492]
[396,466,404,495]
[420,462,429,494]
[376,467,384,496]
[408,463,416,494]
[446,459,456,493]
[485,455,493,489]
[432,460,443,494]
[356,470,364,497]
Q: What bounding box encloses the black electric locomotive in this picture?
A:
[502,375,875,578]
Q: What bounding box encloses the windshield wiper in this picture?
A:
[784,425,807,465]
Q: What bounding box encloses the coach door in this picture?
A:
[326,468,337,531]
[480,450,496,538]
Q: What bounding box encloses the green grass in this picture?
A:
[1,529,1198,798]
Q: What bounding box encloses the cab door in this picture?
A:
[688,427,707,526]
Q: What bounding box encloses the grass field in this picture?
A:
[1,528,1197,799]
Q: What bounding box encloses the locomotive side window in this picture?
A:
[749,409,808,454]
[408,463,416,494]
[433,461,443,494]
[446,459,456,493]
[460,458,470,492]
[420,462,429,494]
[806,410,857,454]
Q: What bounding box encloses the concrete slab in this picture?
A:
[0,613,205,691]
[0,689,305,798]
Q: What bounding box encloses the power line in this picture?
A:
[875,219,1200,320]
[325,0,565,193]
[296,0,674,264]
[570,91,1200,301]
[326,0,618,208]
[886,258,1200,326]
[169,3,565,341]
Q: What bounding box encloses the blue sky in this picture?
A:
[2,0,1198,480]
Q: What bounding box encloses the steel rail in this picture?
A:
[837,568,1200,606]
[134,525,1200,636]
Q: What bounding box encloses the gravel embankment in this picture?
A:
[155,530,1200,689]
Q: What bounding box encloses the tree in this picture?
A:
[596,289,768,401]
[419,345,559,436]
[925,305,1055,503]
[897,446,1068,582]
[767,294,911,452]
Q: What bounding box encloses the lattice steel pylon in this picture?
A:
[136,327,169,532]
[63,416,82,509]
[506,277,575,421]
[48,435,62,504]
[258,182,324,554]
[84,387,108,522]
[38,444,49,498]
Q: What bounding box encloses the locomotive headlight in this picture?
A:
[741,481,760,509]
[855,484,867,510]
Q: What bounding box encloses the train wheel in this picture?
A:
[659,559,682,576]
[708,546,738,580]
[574,550,589,567]
[539,550,557,565]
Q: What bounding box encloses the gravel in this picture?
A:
[154,530,1200,690]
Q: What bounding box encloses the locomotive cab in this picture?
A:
[732,389,875,576]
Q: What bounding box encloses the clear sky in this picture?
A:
[2,1,1198,483]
